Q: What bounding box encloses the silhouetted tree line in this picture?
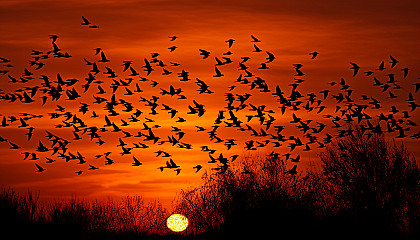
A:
[0,190,169,239]
[1,126,420,239]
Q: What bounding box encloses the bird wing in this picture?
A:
[101,51,107,61]
[133,156,141,164]
[214,66,222,76]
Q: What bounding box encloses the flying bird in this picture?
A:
[250,35,261,42]
[35,163,46,172]
[169,36,178,41]
[98,51,109,62]
[193,164,202,173]
[225,39,235,48]
[81,16,91,25]
[199,49,210,59]
[309,51,319,59]
[132,156,142,166]
[252,44,262,52]
[349,62,360,77]
[213,66,224,77]
[266,51,275,63]
[389,55,399,68]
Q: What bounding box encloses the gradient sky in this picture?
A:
[1,0,420,207]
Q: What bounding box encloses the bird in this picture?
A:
[376,61,386,71]
[349,62,360,77]
[389,55,399,68]
[252,44,262,52]
[132,156,142,166]
[250,35,261,42]
[213,66,224,77]
[266,51,275,63]
[168,46,177,52]
[81,16,91,25]
[34,163,46,172]
[199,49,210,59]
[29,153,39,160]
[143,58,154,75]
[95,53,109,65]
[9,142,20,149]
[401,68,410,78]
[309,51,319,59]
[193,165,202,173]
[225,39,235,48]
[88,164,99,170]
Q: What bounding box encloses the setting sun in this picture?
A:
[167,214,189,232]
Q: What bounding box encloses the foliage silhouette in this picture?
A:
[319,126,420,238]
[174,153,319,238]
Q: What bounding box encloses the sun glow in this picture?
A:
[167,213,189,232]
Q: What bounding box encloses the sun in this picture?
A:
[167,213,189,232]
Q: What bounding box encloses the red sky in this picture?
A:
[1,0,420,207]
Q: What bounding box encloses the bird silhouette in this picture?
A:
[250,35,261,42]
[266,51,275,63]
[213,66,224,77]
[225,39,235,48]
[193,164,202,173]
[168,46,177,52]
[169,36,178,41]
[88,164,99,170]
[376,61,386,71]
[98,51,109,62]
[389,55,399,68]
[132,156,142,166]
[252,44,262,52]
[350,62,360,77]
[401,68,410,78]
[35,163,46,172]
[199,49,210,59]
[81,16,91,25]
[309,51,319,59]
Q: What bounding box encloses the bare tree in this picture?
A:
[320,125,420,235]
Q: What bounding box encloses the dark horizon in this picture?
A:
[1,0,420,225]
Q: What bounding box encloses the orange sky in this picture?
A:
[1,0,420,207]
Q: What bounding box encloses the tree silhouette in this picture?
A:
[320,125,420,236]
[174,153,318,238]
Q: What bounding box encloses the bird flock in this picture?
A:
[0,16,419,177]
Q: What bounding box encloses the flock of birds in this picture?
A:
[0,16,419,177]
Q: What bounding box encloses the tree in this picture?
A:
[320,125,420,236]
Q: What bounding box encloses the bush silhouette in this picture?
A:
[319,126,420,237]
[174,153,319,238]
